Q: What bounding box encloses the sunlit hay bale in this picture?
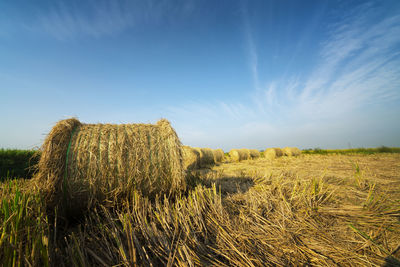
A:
[283,147,301,156]
[264,148,278,160]
[201,148,216,166]
[33,118,186,217]
[241,149,251,160]
[229,149,249,162]
[291,147,302,156]
[249,149,260,159]
[283,147,293,156]
[274,148,284,157]
[213,149,225,163]
[182,146,200,170]
[193,148,215,167]
[229,149,240,162]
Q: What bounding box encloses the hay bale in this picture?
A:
[249,149,260,159]
[264,148,277,160]
[34,118,185,216]
[242,149,251,160]
[182,146,200,170]
[264,148,283,160]
[213,149,225,163]
[274,148,283,157]
[291,147,301,156]
[229,149,250,162]
[193,148,215,167]
[283,147,292,156]
[283,147,301,156]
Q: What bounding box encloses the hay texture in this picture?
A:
[213,149,225,163]
[264,148,284,160]
[283,147,301,157]
[249,149,260,159]
[229,149,250,162]
[193,148,215,167]
[182,146,200,170]
[34,118,185,215]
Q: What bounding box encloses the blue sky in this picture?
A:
[1,0,399,150]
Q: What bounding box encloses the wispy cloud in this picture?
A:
[31,0,195,40]
[246,1,400,121]
[168,1,400,148]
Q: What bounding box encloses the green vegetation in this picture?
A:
[0,149,40,180]
[0,180,49,266]
[302,146,400,155]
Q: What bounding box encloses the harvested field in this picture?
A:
[1,152,400,266]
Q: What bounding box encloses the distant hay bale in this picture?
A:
[34,118,185,216]
[264,148,283,160]
[241,149,251,160]
[283,147,301,156]
[283,147,292,156]
[182,146,200,170]
[213,149,225,163]
[229,149,250,162]
[194,148,215,167]
[291,147,301,156]
[274,148,283,157]
[264,148,277,160]
[249,149,260,159]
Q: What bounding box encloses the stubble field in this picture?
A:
[1,153,400,266]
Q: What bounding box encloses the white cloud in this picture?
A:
[167,1,400,149]
[31,0,195,40]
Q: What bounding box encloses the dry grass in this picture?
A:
[2,153,400,266]
[33,118,185,218]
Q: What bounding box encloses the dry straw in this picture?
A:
[283,147,301,156]
[264,148,283,160]
[213,149,225,163]
[193,148,215,167]
[249,149,260,159]
[34,118,186,216]
[182,146,200,170]
[229,149,250,162]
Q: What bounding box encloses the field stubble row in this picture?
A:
[0,153,400,266]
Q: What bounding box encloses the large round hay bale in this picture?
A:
[229,149,240,162]
[229,149,250,162]
[182,146,200,170]
[249,149,260,159]
[282,147,293,156]
[264,148,277,160]
[213,149,224,163]
[34,118,185,216]
[264,148,283,160]
[274,148,283,157]
[283,147,301,156]
[241,149,251,160]
[291,147,301,156]
[193,148,215,167]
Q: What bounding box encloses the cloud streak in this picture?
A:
[168,1,400,149]
[32,0,195,40]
